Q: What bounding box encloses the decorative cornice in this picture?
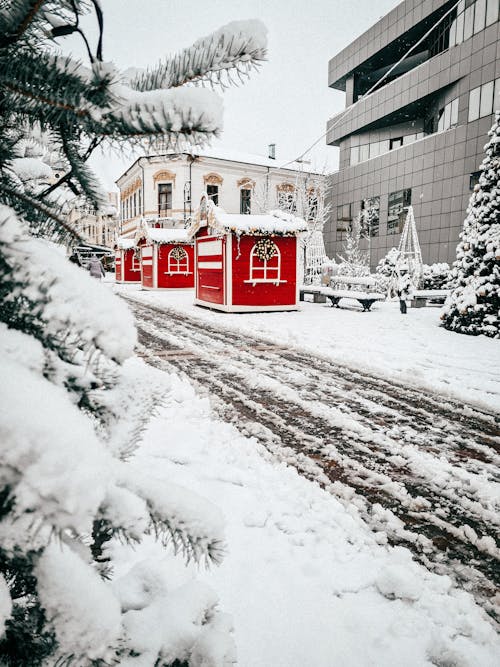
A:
[276,182,295,193]
[120,177,142,200]
[237,177,256,189]
[203,172,223,186]
[153,169,177,187]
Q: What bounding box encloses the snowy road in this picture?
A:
[124,295,500,621]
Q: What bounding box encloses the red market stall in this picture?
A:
[114,237,141,283]
[135,224,194,290]
[190,196,306,312]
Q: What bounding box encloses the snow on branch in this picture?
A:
[119,469,226,566]
[127,19,267,91]
[103,85,224,145]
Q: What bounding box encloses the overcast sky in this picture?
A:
[73,0,400,189]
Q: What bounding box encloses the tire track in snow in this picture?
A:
[124,296,500,621]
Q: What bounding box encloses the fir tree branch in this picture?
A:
[0,0,46,48]
[0,183,83,242]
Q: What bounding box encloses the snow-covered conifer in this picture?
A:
[0,1,267,664]
[337,211,369,276]
[441,112,500,338]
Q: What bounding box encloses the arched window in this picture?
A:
[246,239,286,285]
[167,246,189,274]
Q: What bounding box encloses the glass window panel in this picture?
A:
[444,103,451,130]
[359,144,369,162]
[463,5,474,40]
[486,0,499,25]
[438,109,445,132]
[369,142,379,158]
[495,78,500,112]
[450,98,459,125]
[468,86,481,121]
[379,140,390,154]
[474,0,487,32]
[456,10,465,43]
[350,146,359,165]
[480,80,494,117]
[449,18,457,47]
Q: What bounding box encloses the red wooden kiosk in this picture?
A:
[114,237,141,284]
[135,222,194,290]
[190,196,306,312]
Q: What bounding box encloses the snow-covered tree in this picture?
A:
[337,210,369,276]
[376,247,401,295]
[441,112,500,338]
[421,262,450,290]
[0,2,266,664]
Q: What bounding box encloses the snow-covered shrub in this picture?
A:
[375,247,401,295]
[421,262,451,290]
[337,212,369,277]
[0,2,267,664]
[442,112,500,338]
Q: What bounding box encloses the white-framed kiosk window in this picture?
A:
[245,239,286,285]
[167,246,190,274]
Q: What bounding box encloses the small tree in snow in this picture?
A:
[0,2,266,664]
[337,210,369,276]
[441,112,500,338]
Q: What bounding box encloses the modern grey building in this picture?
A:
[325,0,500,269]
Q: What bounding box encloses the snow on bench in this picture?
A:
[299,285,385,311]
[411,289,450,307]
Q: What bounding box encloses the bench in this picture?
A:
[411,289,450,307]
[300,286,385,311]
[299,286,328,303]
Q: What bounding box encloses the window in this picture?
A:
[138,188,142,216]
[158,183,172,216]
[248,241,282,284]
[131,252,141,271]
[480,80,494,117]
[336,203,352,231]
[359,144,369,161]
[486,0,499,25]
[470,170,481,190]
[277,189,296,212]
[240,188,251,214]
[388,189,411,235]
[390,137,403,150]
[438,98,459,131]
[450,0,499,47]
[207,184,218,205]
[469,86,481,121]
[469,78,500,121]
[361,197,380,237]
[167,246,189,274]
[133,192,137,218]
[350,146,359,165]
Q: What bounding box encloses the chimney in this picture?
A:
[268,143,276,160]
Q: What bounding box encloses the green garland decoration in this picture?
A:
[171,246,187,260]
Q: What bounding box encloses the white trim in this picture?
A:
[198,239,222,256]
[194,299,299,313]
[226,233,232,307]
[153,244,158,288]
[200,285,221,290]
[164,271,193,275]
[142,260,153,266]
[198,261,222,269]
[249,241,281,282]
[141,247,153,257]
[243,279,287,285]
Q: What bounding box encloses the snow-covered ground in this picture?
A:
[103,284,500,665]
[114,283,500,413]
[111,358,499,667]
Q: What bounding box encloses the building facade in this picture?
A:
[326,0,500,269]
[67,192,119,248]
[115,148,318,238]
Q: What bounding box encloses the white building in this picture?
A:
[115,147,320,238]
[67,193,119,248]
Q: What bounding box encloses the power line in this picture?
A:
[275,0,461,172]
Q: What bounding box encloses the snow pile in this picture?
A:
[148,228,192,244]
[108,366,499,667]
[116,236,136,250]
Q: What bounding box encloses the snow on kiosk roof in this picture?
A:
[114,236,135,250]
[134,219,192,245]
[189,197,307,237]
